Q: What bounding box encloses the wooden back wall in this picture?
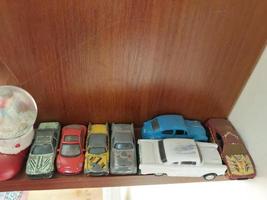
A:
[0,0,266,126]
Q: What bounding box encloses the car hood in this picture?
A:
[138,140,162,165]
[113,149,136,167]
[58,155,83,169]
[225,154,255,176]
[85,153,108,172]
[26,154,54,175]
[142,121,153,133]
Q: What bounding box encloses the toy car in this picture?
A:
[56,125,87,175]
[110,123,137,175]
[26,122,61,179]
[205,118,256,179]
[84,123,109,176]
[142,115,208,141]
[138,138,227,180]
[0,148,29,181]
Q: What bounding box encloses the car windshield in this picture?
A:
[61,144,81,157]
[114,143,133,150]
[32,144,53,155]
[89,147,106,154]
[224,144,247,155]
[64,135,79,142]
[158,140,167,163]
[88,134,106,146]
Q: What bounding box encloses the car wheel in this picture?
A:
[154,173,165,176]
[203,173,217,181]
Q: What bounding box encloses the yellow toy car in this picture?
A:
[84,123,109,176]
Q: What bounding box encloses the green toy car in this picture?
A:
[26,122,61,179]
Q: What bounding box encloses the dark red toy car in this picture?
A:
[0,148,29,181]
[56,125,87,175]
[205,118,256,180]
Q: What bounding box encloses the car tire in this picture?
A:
[203,173,217,181]
[154,173,165,176]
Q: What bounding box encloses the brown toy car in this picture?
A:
[205,118,256,180]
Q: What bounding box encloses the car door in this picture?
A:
[174,130,188,138]
[215,132,224,154]
[161,130,174,138]
[52,137,58,164]
[167,161,197,176]
[110,137,116,169]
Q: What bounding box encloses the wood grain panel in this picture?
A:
[0,0,266,125]
[0,60,19,85]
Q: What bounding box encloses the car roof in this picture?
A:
[88,134,107,147]
[163,139,201,164]
[154,115,188,132]
[36,129,54,137]
[35,130,54,144]
[207,119,241,144]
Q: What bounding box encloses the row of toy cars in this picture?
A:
[0,114,256,181]
[25,122,137,178]
[139,115,256,180]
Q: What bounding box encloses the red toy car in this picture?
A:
[205,118,256,180]
[0,148,29,181]
[56,125,87,175]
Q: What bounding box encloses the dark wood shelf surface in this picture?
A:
[0,172,227,192]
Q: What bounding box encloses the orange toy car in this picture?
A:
[56,125,87,175]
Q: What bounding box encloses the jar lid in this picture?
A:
[0,86,37,139]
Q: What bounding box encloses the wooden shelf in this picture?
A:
[0,172,227,192]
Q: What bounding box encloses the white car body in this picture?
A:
[138,138,227,179]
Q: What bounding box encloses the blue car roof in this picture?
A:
[154,115,188,132]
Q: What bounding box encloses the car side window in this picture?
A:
[52,138,57,148]
[175,130,187,135]
[112,137,115,147]
[162,130,173,135]
[216,133,224,148]
[106,136,108,147]
[181,161,196,165]
[151,119,160,130]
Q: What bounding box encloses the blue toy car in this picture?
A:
[141,115,208,141]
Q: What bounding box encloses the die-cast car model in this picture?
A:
[110,123,137,175]
[205,118,256,179]
[84,124,109,176]
[142,115,208,141]
[56,125,87,175]
[26,122,61,179]
[138,138,227,180]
